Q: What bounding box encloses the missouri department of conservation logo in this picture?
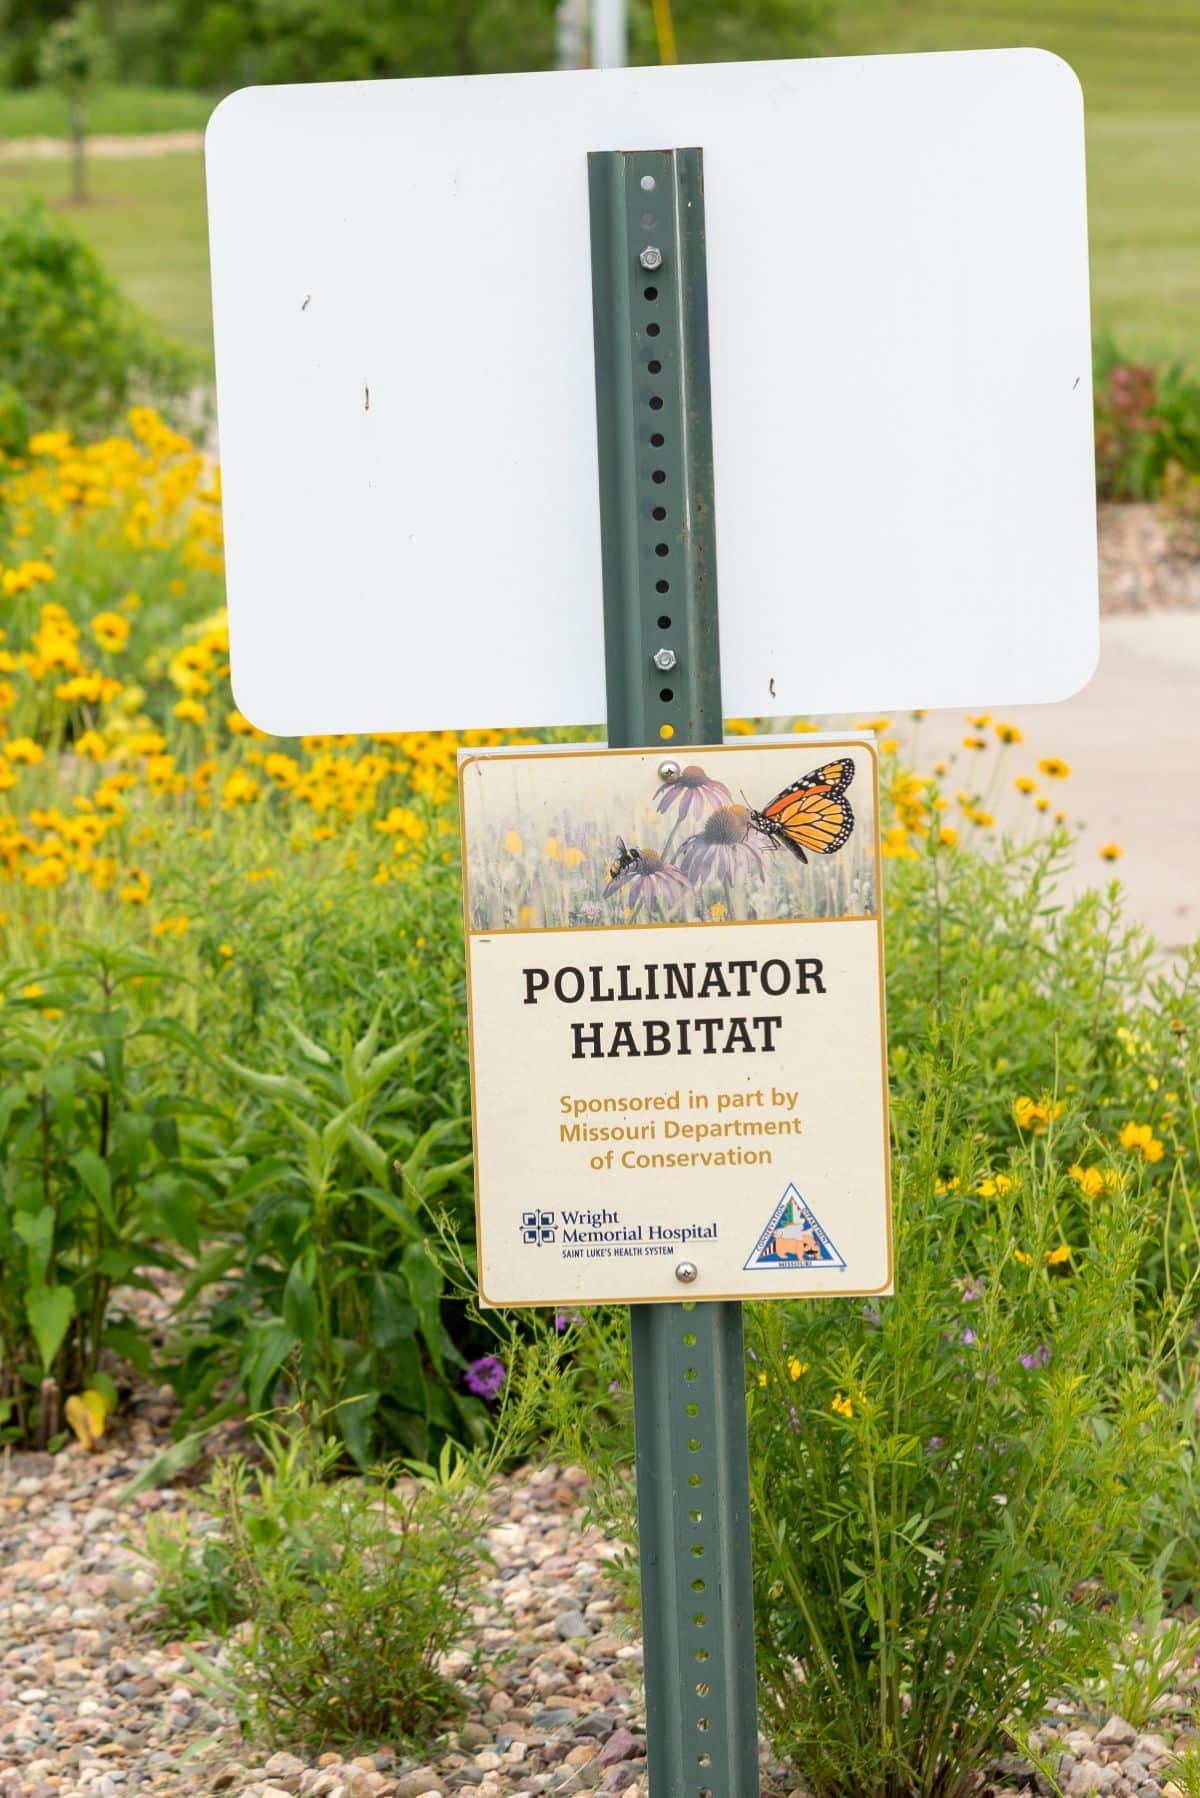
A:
[745,1183,845,1271]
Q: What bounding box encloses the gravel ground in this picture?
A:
[3,1397,1198,1798]
[1098,503,1200,614]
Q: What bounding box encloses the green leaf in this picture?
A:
[222,1058,315,1109]
[13,1206,56,1284]
[244,1319,297,1412]
[369,1272,418,1351]
[25,1285,75,1375]
[71,1149,116,1226]
[281,1262,319,1345]
[402,1241,442,1308]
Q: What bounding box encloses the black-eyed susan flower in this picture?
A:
[1099,842,1122,861]
[1038,757,1071,779]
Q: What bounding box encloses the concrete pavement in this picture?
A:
[892,611,1200,951]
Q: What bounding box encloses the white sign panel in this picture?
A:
[459,738,891,1305]
[207,49,1097,737]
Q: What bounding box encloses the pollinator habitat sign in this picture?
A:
[459,737,891,1307]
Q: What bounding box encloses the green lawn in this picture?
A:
[0,82,212,137]
[0,153,213,363]
[0,2,1195,367]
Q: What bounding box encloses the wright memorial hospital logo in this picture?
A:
[521,1210,557,1246]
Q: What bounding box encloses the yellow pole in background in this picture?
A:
[652,0,678,64]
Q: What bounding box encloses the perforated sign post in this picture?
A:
[207,51,1097,1798]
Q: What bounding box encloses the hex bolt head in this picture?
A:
[675,1261,699,1285]
[658,759,680,782]
[652,646,678,672]
[639,244,664,271]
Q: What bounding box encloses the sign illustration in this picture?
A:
[459,737,891,1306]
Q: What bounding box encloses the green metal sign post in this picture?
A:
[589,147,761,1798]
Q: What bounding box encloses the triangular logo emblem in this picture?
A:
[744,1183,846,1272]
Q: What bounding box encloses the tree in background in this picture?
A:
[71,0,834,91]
[36,0,112,202]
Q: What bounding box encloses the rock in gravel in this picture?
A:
[1133,1732,1172,1760]
[556,1610,594,1641]
[1066,1761,1121,1795]
[598,1728,647,1767]
[574,1714,618,1740]
[394,1772,448,1798]
[1095,1715,1138,1748]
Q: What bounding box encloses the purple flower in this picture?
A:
[463,1355,506,1400]
[555,1307,581,1334]
[607,1378,621,1395]
[654,763,733,821]
[1019,1343,1051,1371]
[960,1279,984,1302]
[677,806,766,885]
[961,1328,977,1346]
[927,1437,945,1452]
[604,845,691,917]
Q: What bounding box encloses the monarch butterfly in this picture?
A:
[749,758,855,863]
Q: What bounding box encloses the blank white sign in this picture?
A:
[206,50,1097,736]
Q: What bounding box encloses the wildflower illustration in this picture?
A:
[460,742,877,932]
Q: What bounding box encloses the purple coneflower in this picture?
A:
[603,847,690,917]
[676,805,765,885]
[463,1354,506,1400]
[654,763,733,821]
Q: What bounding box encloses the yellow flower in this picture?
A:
[787,1357,808,1381]
[1044,1244,1071,1266]
[1038,757,1071,779]
[91,611,131,653]
[7,737,44,766]
[173,697,206,725]
[75,730,108,761]
[709,902,729,921]
[977,1173,1014,1198]
[1013,1094,1062,1134]
[563,846,586,870]
[881,824,918,860]
[218,942,234,959]
[995,722,1023,744]
[120,868,152,906]
[1013,1248,1032,1265]
[938,826,957,848]
[1014,776,1037,795]
[1099,843,1122,861]
[757,1370,768,1387]
[832,1392,854,1418]
[21,983,45,999]
[1035,797,1050,813]
[1118,1121,1164,1163]
[966,713,991,729]
[962,735,987,751]
[543,835,561,861]
[152,914,191,938]
[504,830,524,856]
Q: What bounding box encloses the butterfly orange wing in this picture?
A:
[760,759,855,856]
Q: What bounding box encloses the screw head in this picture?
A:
[658,759,680,782]
[639,244,664,271]
[675,1260,699,1285]
[652,646,678,673]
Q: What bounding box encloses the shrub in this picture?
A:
[0,942,220,1445]
[747,1139,1194,1797]
[143,1418,484,1751]
[1094,344,1200,501]
[0,204,194,438]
